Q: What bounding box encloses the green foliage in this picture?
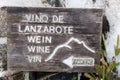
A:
[115,35,120,56]
[85,35,120,80]
[85,58,120,80]
[72,76,77,80]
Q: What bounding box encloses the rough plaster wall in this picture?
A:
[0,0,43,7]
[65,0,105,8]
[0,0,120,77]
[105,0,120,77]
[106,0,120,60]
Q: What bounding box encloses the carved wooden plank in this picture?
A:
[7,7,103,72]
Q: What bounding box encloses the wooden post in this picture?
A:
[24,72,36,80]
[78,72,81,80]
[24,72,29,80]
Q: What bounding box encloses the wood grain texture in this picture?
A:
[7,7,103,72]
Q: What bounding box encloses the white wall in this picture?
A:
[65,0,105,8]
[105,0,120,77]
[106,0,120,61]
[0,0,43,7]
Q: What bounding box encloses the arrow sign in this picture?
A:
[62,56,95,68]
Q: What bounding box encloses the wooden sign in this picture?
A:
[7,7,103,72]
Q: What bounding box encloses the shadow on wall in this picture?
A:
[102,15,110,36]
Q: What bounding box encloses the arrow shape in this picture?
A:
[62,56,95,68]
[63,56,74,68]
